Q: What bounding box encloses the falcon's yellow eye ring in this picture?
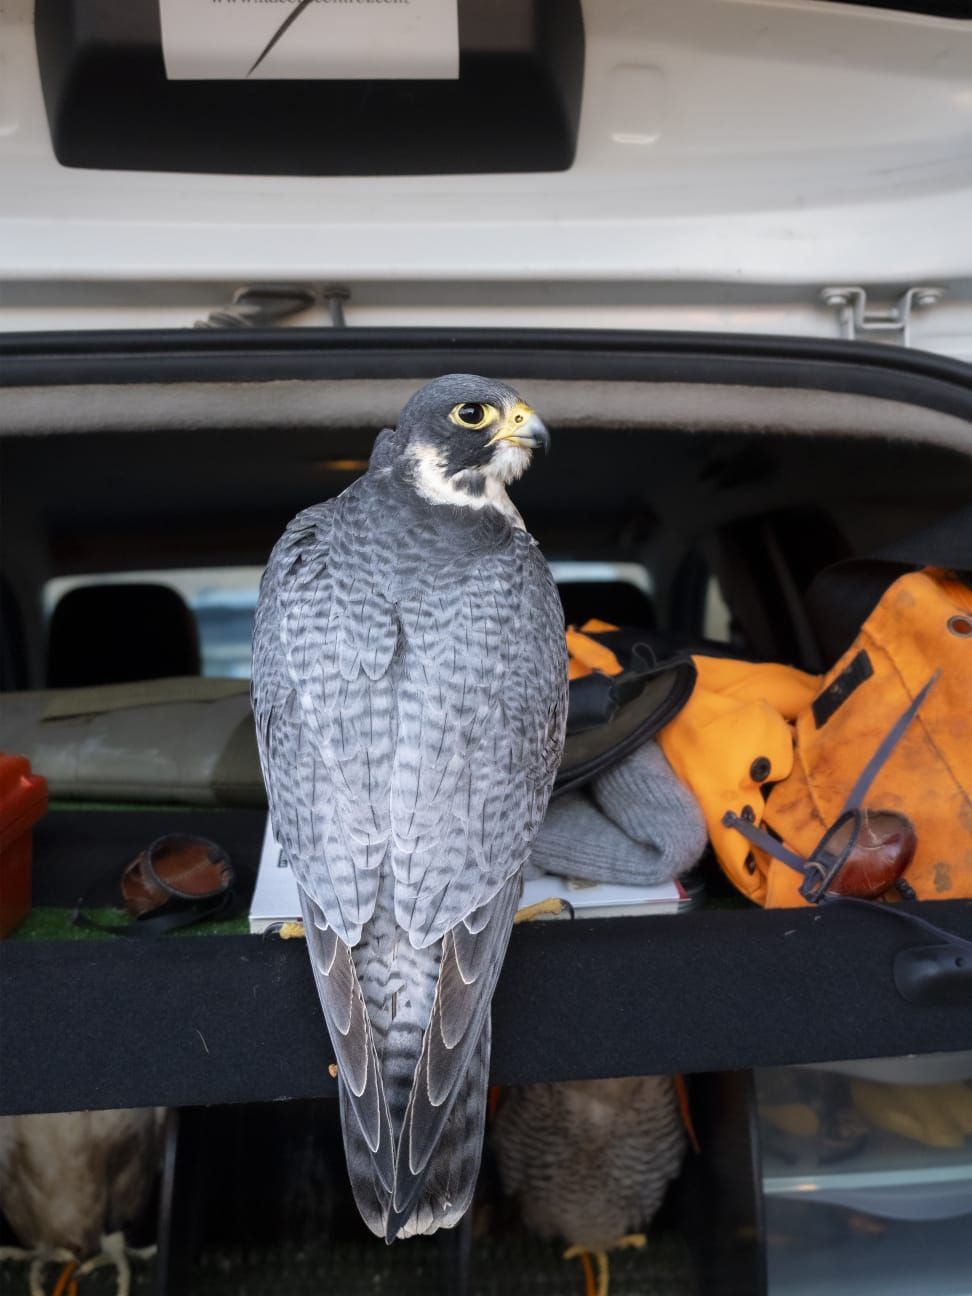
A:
[449,402,495,431]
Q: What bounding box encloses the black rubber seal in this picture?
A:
[3,328,972,425]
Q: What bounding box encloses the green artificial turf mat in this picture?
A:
[8,907,250,943]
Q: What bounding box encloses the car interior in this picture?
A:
[3,347,972,1294]
[5,374,972,691]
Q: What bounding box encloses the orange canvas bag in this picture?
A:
[759,567,972,907]
[660,568,972,908]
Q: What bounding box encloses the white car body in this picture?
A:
[0,0,970,356]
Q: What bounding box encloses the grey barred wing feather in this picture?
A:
[390,539,568,948]
[252,494,400,1202]
[252,493,399,945]
[298,889,395,1195]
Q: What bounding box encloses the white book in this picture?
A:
[248,817,295,934]
[249,816,695,934]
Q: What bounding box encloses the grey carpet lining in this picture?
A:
[2,379,969,455]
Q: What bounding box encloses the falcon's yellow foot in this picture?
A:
[563,1235,646,1296]
[277,921,306,940]
[73,1232,155,1296]
[614,1232,647,1252]
[514,897,573,923]
[562,1247,609,1296]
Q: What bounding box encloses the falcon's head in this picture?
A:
[390,374,549,513]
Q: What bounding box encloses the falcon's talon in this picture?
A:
[0,1245,42,1262]
[0,1245,76,1296]
[72,1232,155,1296]
[277,921,306,940]
[614,1232,647,1251]
[562,1247,608,1296]
[29,1257,45,1296]
[124,1245,157,1263]
[563,1234,645,1296]
[514,897,573,923]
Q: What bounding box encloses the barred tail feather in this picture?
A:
[339,1023,490,1242]
[297,888,395,1197]
[300,873,518,1242]
[389,1023,491,1240]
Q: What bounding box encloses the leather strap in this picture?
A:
[841,671,939,813]
[72,888,233,938]
[723,671,939,891]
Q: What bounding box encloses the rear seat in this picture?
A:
[46,582,201,687]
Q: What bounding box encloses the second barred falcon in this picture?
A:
[251,375,568,1240]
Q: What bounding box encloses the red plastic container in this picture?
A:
[0,754,48,937]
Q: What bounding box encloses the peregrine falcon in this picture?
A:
[251,375,568,1240]
[0,1108,164,1294]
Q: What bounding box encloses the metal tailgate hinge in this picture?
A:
[195,284,351,329]
[820,285,945,347]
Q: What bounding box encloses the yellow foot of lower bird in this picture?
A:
[562,1235,646,1296]
[614,1232,647,1252]
[563,1247,609,1296]
[514,897,573,924]
[277,921,306,940]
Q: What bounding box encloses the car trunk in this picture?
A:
[1,327,972,1296]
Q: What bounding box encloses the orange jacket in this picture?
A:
[659,569,972,907]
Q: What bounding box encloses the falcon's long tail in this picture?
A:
[341,1021,491,1240]
[301,871,518,1241]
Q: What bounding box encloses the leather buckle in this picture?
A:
[800,810,916,904]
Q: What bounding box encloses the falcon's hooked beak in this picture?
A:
[486,402,550,453]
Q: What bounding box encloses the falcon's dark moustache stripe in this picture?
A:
[247,0,316,77]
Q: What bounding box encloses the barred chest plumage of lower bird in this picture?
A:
[492,1076,687,1253]
[252,376,568,1241]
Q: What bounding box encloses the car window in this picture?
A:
[45,561,654,682]
[45,567,265,680]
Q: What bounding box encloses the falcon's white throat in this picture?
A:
[409,443,527,528]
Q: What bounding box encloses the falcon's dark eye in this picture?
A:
[450,402,493,431]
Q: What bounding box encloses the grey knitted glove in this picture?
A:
[529,791,678,885]
[592,738,707,879]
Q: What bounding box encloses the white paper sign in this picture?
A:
[160,0,459,81]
